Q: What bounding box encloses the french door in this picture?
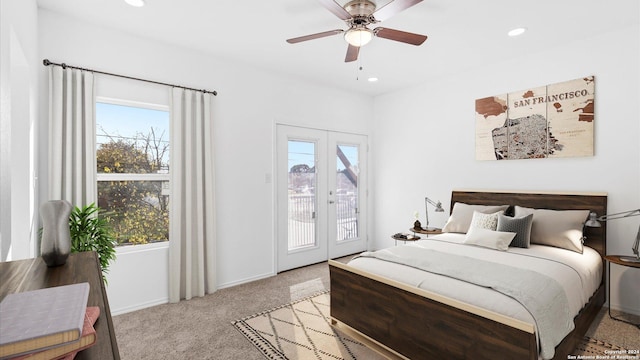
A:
[276,125,368,272]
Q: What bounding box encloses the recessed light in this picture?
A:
[368,77,379,82]
[508,27,527,37]
[124,0,145,7]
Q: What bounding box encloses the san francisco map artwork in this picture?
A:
[475,76,594,160]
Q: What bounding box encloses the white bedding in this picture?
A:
[347,233,603,358]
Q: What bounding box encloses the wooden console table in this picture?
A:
[0,251,120,359]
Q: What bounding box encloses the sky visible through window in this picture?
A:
[96,102,170,166]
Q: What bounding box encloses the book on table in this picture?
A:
[11,306,100,360]
[0,283,90,359]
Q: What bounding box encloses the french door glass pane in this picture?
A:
[336,144,359,241]
[288,140,316,250]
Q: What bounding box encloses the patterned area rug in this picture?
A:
[232,291,631,360]
[573,337,634,358]
[231,291,385,360]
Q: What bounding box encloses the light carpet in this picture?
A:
[232,291,634,360]
[231,291,386,360]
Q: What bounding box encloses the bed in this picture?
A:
[329,189,607,360]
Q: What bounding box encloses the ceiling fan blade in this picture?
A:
[345,44,360,62]
[317,0,352,20]
[373,0,423,22]
[286,29,344,44]
[374,27,427,45]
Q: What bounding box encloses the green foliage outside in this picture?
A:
[97,141,151,174]
[96,129,169,246]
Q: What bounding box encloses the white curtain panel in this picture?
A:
[48,66,96,206]
[169,88,217,302]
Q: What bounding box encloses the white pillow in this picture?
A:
[463,227,516,251]
[442,203,509,234]
[514,206,589,253]
[469,211,501,231]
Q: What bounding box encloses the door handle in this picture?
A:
[329,200,335,204]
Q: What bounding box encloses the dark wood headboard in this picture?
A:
[450,189,608,257]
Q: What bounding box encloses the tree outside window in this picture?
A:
[96,101,170,246]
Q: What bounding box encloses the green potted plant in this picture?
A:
[69,203,117,283]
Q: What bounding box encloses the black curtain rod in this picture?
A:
[42,59,217,96]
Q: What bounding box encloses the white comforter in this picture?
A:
[347,233,603,359]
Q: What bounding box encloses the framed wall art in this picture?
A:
[475,76,594,160]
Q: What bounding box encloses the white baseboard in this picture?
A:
[111,298,169,316]
[217,271,275,289]
[609,302,640,317]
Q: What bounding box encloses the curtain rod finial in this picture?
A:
[43,59,51,66]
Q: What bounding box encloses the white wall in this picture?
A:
[0,0,39,262]
[371,25,640,314]
[37,9,373,314]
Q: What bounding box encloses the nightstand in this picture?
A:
[411,227,443,237]
[392,233,421,246]
[603,255,640,328]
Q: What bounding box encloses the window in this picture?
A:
[96,101,170,246]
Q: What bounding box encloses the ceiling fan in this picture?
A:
[286,0,428,63]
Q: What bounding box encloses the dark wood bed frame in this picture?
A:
[329,189,607,360]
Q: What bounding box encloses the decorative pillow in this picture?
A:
[514,206,590,253]
[497,213,533,248]
[442,203,509,234]
[463,227,516,251]
[469,211,501,231]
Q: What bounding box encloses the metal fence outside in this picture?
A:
[288,194,358,250]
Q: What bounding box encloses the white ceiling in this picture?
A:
[36,0,638,96]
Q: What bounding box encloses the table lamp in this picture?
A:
[586,209,640,263]
[424,197,445,231]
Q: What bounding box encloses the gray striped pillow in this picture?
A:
[497,213,533,248]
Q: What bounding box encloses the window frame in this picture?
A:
[95,97,171,249]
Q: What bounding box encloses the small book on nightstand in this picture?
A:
[0,283,90,359]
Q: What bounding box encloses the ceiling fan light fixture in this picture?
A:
[344,28,374,47]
